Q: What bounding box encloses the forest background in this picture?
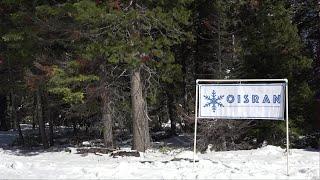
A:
[0,0,319,152]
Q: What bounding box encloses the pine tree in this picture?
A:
[194,0,236,79]
[30,0,193,151]
[237,0,313,140]
[69,0,193,151]
[293,0,320,131]
[0,0,38,140]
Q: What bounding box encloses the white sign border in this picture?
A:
[198,83,286,120]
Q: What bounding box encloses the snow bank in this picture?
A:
[0,146,318,179]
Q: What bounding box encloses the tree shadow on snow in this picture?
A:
[151,132,193,150]
[0,127,76,156]
[0,145,73,156]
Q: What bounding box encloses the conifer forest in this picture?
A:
[0,0,320,153]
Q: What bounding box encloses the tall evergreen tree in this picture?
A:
[0,0,38,138]
[35,0,194,151]
[194,0,236,79]
[293,0,320,131]
[237,0,313,139]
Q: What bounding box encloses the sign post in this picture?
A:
[193,79,289,175]
[285,79,289,176]
[193,84,199,165]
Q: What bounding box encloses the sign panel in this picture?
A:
[198,83,285,120]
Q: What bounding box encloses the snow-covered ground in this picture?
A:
[0,129,319,179]
[0,145,318,179]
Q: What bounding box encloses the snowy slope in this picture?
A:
[0,146,318,179]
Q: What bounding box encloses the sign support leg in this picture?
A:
[193,83,199,165]
[286,80,289,176]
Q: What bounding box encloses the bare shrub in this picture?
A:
[197,119,255,152]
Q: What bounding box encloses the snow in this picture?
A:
[82,141,91,146]
[0,129,319,179]
[174,150,199,161]
[0,144,318,179]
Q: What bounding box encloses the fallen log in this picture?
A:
[110,151,140,157]
[76,147,115,154]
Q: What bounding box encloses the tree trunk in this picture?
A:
[10,90,17,130]
[181,56,188,113]
[48,109,54,146]
[10,89,24,144]
[166,84,178,136]
[44,93,54,147]
[178,44,189,114]
[0,94,8,131]
[73,121,77,136]
[317,0,320,73]
[36,88,49,149]
[131,66,150,152]
[32,94,36,130]
[101,86,114,148]
[217,11,222,79]
[16,112,24,146]
[49,120,54,146]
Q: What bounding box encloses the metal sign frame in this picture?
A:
[193,79,289,176]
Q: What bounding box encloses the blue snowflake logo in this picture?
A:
[203,90,224,112]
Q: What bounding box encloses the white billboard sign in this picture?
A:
[198,83,285,120]
[193,79,289,175]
